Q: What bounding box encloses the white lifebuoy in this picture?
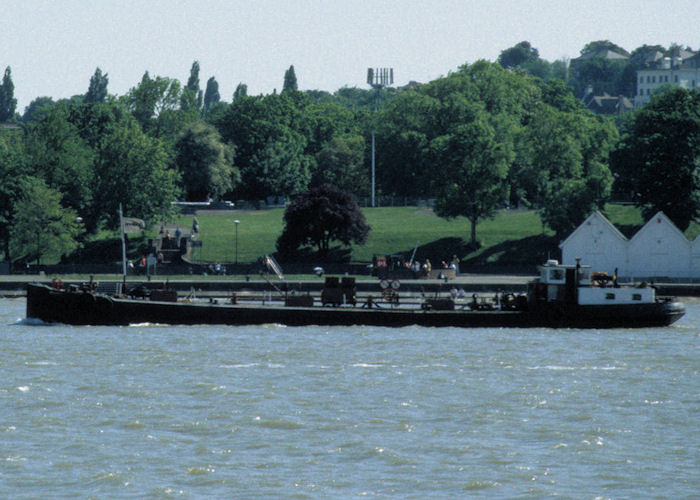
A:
[391,280,401,290]
[380,279,390,289]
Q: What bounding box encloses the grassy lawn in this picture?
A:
[165,207,554,265]
[45,204,700,267]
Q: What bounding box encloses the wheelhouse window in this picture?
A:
[549,269,564,281]
[633,294,642,301]
[605,293,615,300]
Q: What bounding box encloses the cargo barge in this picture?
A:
[26,260,685,328]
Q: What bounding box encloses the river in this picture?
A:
[1,298,698,498]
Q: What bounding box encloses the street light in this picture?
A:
[234,220,240,265]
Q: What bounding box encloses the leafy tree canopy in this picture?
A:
[122,71,186,136]
[580,40,630,57]
[283,65,298,92]
[23,105,95,216]
[276,184,370,257]
[611,87,700,230]
[233,83,247,100]
[203,76,220,114]
[0,133,28,260]
[85,67,109,103]
[93,119,180,229]
[0,66,18,122]
[22,96,55,123]
[10,177,83,265]
[432,111,514,246]
[175,121,238,201]
[524,107,616,237]
[181,60,203,112]
[498,41,540,69]
[312,134,368,196]
[214,91,315,199]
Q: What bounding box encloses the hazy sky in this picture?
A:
[2,0,699,112]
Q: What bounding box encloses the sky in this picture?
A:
[2,0,699,113]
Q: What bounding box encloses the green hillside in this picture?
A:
[161,204,678,266]
[70,204,699,269]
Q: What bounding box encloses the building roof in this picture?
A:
[573,49,629,62]
[559,211,628,249]
[685,52,700,69]
[636,47,699,69]
[629,211,690,246]
[583,92,633,114]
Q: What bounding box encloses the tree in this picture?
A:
[214,92,314,200]
[0,66,17,122]
[580,40,630,57]
[0,132,27,261]
[540,114,615,238]
[611,87,700,230]
[22,96,55,123]
[283,65,298,92]
[509,99,616,237]
[23,106,95,216]
[67,97,132,149]
[247,128,312,199]
[85,67,109,103]
[498,41,539,69]
[432,113,513,247]
[312,134,368,195]
[122,71,183,134]
[175,121,238,201]
[9,178,83,265]
[374,61,535,202]
[233,83,248,100]
[93,120,180,229]
[304,100,359,156]
[181,61,203,112]
[551,58,569,81]
[203,76,220,114]
[334,86,377,108]
[276,184,369,256]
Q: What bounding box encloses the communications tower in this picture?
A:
[366,68,393,207]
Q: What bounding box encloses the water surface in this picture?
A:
[1,298,698,498]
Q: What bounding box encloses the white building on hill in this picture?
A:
[635,51,700,108]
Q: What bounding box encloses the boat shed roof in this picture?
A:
[559,211,628,249]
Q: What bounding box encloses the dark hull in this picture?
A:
[26,284,685,329]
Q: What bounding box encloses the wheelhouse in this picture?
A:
[528,259,655,306]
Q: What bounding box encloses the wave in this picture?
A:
[527,365,622,371]
[14,317,56,326]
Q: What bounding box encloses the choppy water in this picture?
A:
[1,298,699,499]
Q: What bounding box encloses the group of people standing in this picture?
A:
[408,256,460,278]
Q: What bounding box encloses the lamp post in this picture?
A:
[234,220,240,265]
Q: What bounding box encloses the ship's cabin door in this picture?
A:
[565,268,576,303]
